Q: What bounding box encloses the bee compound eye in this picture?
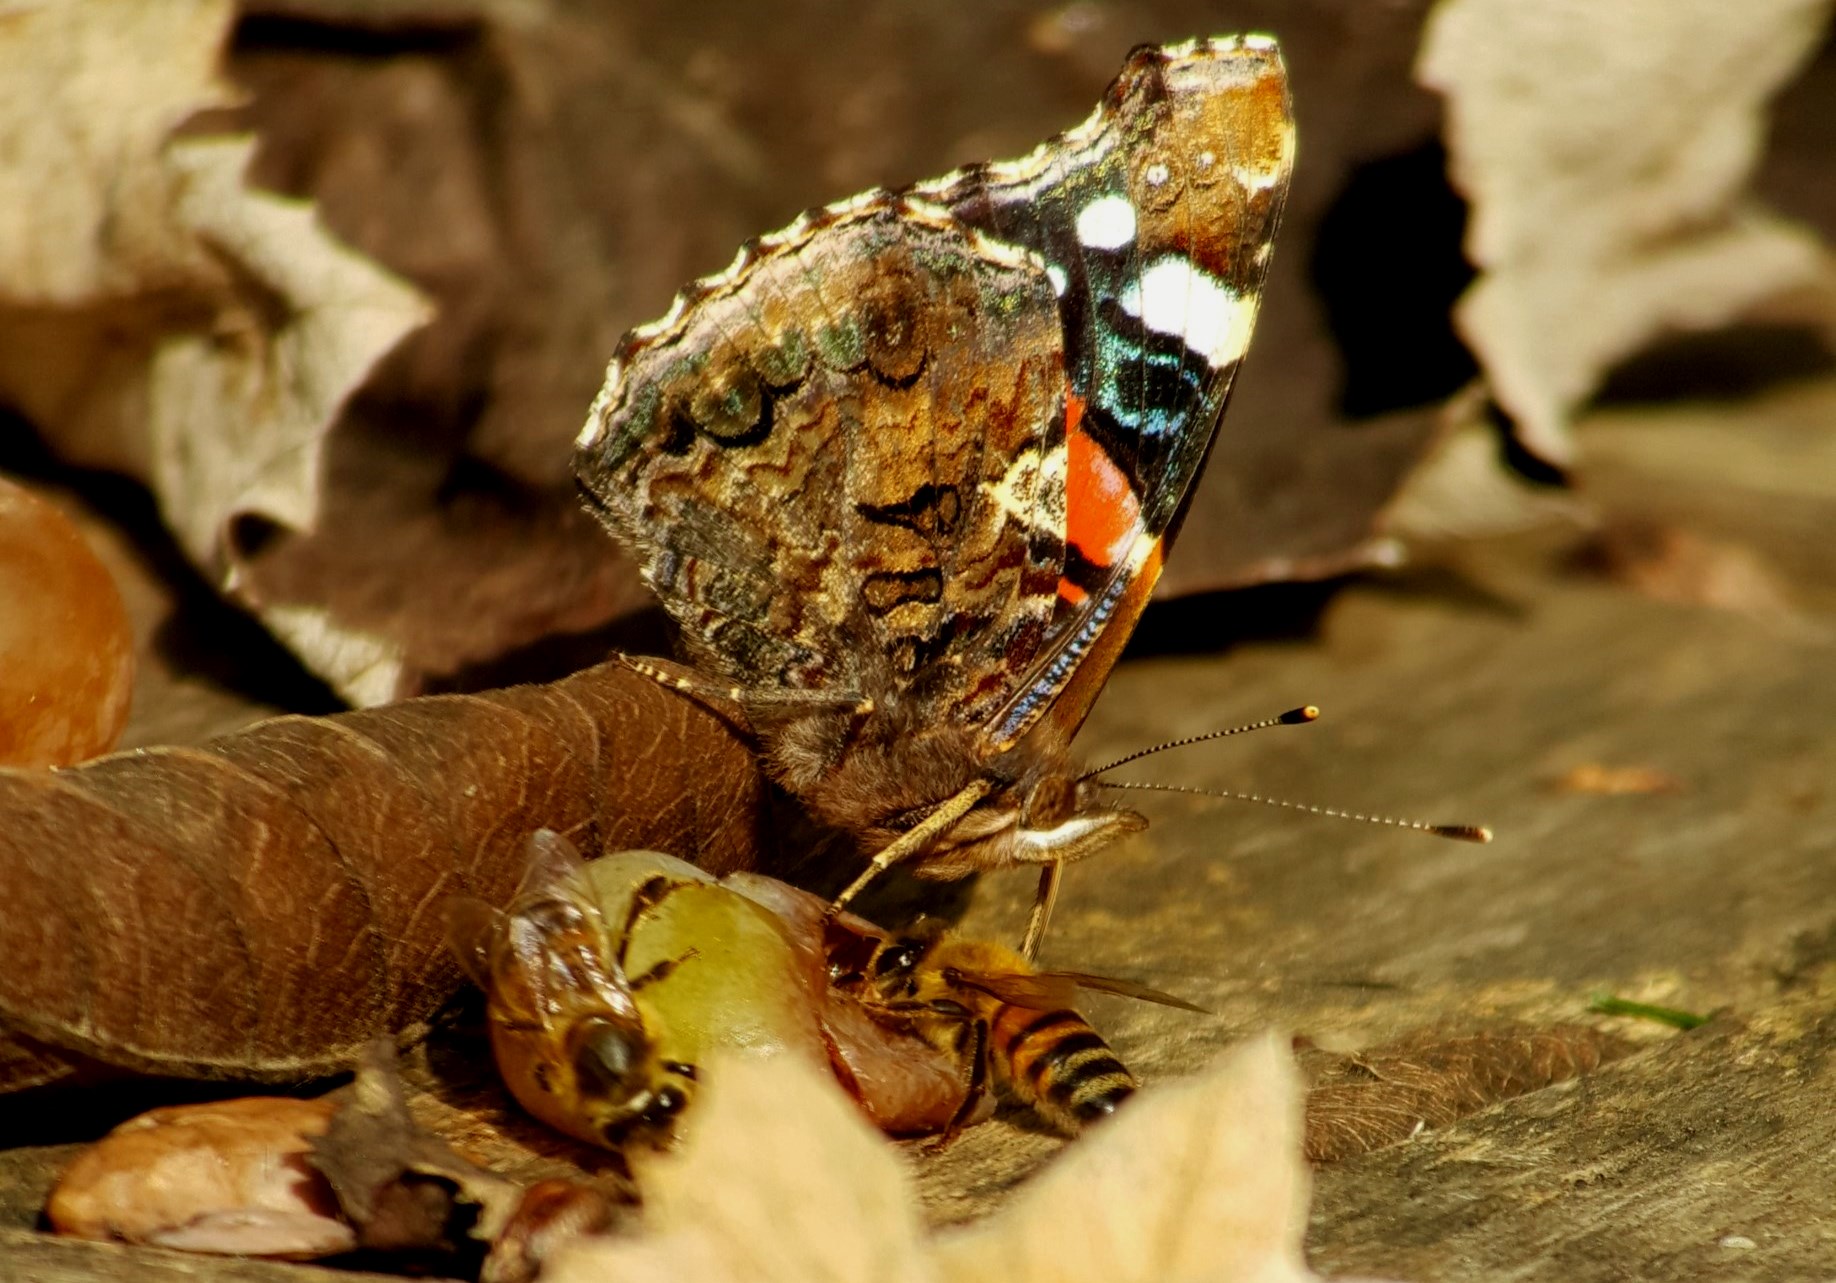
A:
[571,1019,642,1097]
[875,941,924,977]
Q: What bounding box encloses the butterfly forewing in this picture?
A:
[921,38,1295,746]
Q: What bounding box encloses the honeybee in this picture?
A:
[824,927,1203,1136]
[449,831,1196,1149]
[446,831,833,1149]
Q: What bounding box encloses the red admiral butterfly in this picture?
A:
[576,36,1294,955]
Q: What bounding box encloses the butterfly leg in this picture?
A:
[614,653,751,717]
[1019,861,1064,963]
[827,778,993,917]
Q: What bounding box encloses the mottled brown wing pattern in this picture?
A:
[579,200,1069,725]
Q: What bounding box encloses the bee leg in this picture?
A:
[629,948,699,991]
[612,876,676,973]
[828,778,994,917]
[921,1018,990,1154]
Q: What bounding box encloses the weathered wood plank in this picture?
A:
[1307,978,1836,1281]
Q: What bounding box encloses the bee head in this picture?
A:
[559,1015,694,1147]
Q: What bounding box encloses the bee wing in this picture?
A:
[951,967,1208,1014]
[949,971,1085,1010]
[1051,971,1211,1014]
[445,896,505,991]
[516,827,591,898]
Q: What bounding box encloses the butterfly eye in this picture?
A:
[1022,776,1077,829]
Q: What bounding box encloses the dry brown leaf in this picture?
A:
[1420,0,1833,466]
[1300,1025,1634,1163]
[550,1035,1315,1283]
[0,661,775,1088]
[46,1093,354,1259]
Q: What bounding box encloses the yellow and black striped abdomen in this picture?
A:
[989,1004,1135,1133]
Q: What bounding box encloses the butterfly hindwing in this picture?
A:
[578,200,1070,725]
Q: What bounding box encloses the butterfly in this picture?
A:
[575,36,1294,957]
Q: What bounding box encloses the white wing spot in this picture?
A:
[1046,263,1068,296]
[1118,255,1250,369]
[1144,162,1171,188]
[1075,195,1137,250]
[981,444,1067,534]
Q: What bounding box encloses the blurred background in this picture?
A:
[4,0,1832,743]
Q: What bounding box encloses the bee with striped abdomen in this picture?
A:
[448,830,1198,1149]
[825,928,1203,1136]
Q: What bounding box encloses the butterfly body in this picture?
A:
[577,38,1294,934]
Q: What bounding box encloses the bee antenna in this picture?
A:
[1093,779,1493,844]
[1079,706,1319,781]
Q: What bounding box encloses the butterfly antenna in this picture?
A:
[1093,780,1492,844]
[1080,705,1320,781]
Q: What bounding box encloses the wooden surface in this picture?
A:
[4,376,1835,1278]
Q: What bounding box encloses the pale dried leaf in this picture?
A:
[149,135,431,579]
[549,1054,932,1283]
[0,0,235,304]
[0,0,434,703]
[1419,0,1834,464]
[47,1095,355,1259]
[931,1035,1314,1283]
[1382,400,1591,544]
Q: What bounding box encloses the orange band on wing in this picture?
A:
[1064,397,1140,570]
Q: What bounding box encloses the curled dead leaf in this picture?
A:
[0,661,774,1088]
[1300,1024,1635,1163]
[0,0,433,704]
